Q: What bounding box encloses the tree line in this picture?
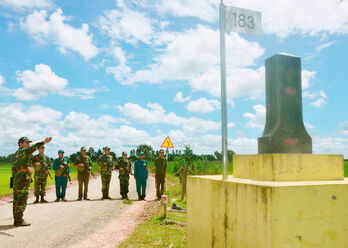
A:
[0,144,235,163]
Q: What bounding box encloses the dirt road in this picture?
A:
[0,172,156,248]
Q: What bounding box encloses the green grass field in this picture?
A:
[119,175,187,248]
[0,162,100,196]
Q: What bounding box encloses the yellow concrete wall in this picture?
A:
[233,154,344,181]
[187,176,348,248]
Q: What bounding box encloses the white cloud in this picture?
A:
[0,103,156,156]
[340,121,348,135]
[186,98,220,113]
[153,0,217,22]
[310,98,327,108]
[117,102,219,134]
[20,8,98,60]
[166,129,257,154]
[316,41,336,52]
[105,46,132,82]
[14,64,68,101]
[97,1,155,45]
[319,89,327,98]
[231,0,348,38]
[305,122,314,129]
[313,137,348,158]
[310,89,328,108]
[228,122,236,128]
[140,0,348,38]
[191,66,265,101]
[302,70,316,89]
[0,0,52,11]
[0,74,4,86]
[173,91,191,103]
[243,105,265,129]
[14,64,104,100]
[60,87,108,100]
[123,26,265,99]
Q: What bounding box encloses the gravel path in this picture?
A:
[0,172,156,248]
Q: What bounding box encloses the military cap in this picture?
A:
[18,137,32,144]
[139,152,144,155]
[160,149,164,153]
[80,146,87,151]
[104,146,110,150]
[122,151,127,155]
[58,149,65,153]
[39,145,45,149]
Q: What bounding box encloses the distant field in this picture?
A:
[147,161,233,176]
[0,162,100,196]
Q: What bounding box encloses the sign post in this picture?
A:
[219,0,261,180]
[161,136,174,161]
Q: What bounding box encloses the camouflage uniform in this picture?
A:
[97,154,114,198]
[155,156,167,199]
[117,159,132,199]
[74,155,93,200]
[32,154,51,198]
[12,141,44,223]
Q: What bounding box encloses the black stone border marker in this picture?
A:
[258,53,312,154]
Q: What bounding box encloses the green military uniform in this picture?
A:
[117,158,132,199]
[32,154,51,203]
[12,138,44,225]
[74,154,93,200]
[155,155,167,199]
[97,153,114,199]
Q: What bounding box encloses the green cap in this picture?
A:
[104,146,110,150]
[160,149,164,153]
[58,149,65,154]
[18,137,32,144]
[139,152,144,155]
[81,146,87,151]
[122,151,127,155]
[39,145,45,149]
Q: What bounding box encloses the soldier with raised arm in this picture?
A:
[12,136,52,226]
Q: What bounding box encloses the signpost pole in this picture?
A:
[220,0,228,180]
[166,148,169,161]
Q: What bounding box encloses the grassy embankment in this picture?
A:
[0,162,99,196]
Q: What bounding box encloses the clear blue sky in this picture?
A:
[0,0,347,158]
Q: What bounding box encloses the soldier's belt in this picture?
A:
[17,169,29,173]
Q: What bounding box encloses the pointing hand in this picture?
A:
[44,137,52,144]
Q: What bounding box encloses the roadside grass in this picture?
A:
[0,162,100,197]
[119,176,187,248]
[345,161,348,177]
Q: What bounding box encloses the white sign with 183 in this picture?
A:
[225,6,262,36]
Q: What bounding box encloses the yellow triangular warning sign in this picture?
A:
[161,136,174,148]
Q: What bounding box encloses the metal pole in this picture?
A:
[220,0,228,180]
[166,148,169,161]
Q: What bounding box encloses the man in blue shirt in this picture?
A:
[53,150,70,202]
[134,152,149,201]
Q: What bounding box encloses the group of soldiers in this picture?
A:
[11,136,167,227]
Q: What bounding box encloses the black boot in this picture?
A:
[33,196,39,204]
[14,220,31,227]
[40,195,48,203]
